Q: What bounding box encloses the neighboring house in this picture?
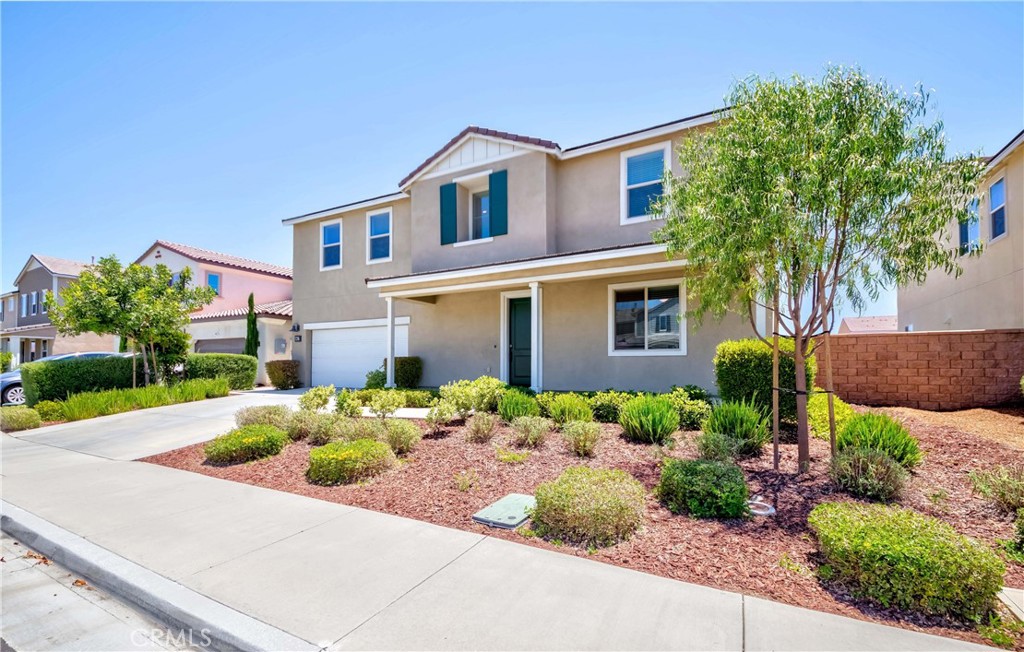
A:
[0,291,17,357]
[285,112,757,392]
[838,316,898,334]
[898,129,1024,331]
[135,240,293,384]
[0,254,118,367]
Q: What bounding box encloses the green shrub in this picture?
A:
[33,400,65,422]
[336,417,387,443]
[969,464,1024,513]
[562,420,601,457]
[21,355,140,405]
[335,389,363,418]
[702,399,770,458]
[808,392,856,440]
[286,409,322,441]
[470,376,507,413]
[665,387,713,430]
[382,419,421,455]
[694,430,738,462]
[838,413,922,469]
[1,406,41,432]
[307,413,347,445]
[393,356,423,389]
[235,404,292,430]
[588,390,636,423]
[535,391,559,418]
[369,390,405,419]
[185,353,257,390]
[831,447,908,502]
[547,393,593,426]
[306,438,395,485]
[713,338,815,421]
[466,413,498,443]
[60,385,172,421]
[439,379,475,418]
[808,502,1004,619]
[265,360,301,390]
[498,390,540,422]
[510,416,552,448]
[1014,509,1024,554]
[364,366,386,389]
[401,389,436,408]
[352,388,380,406]
[204,425,288,465]
[532,467,646,546]
[676,384,712,405]
[425,400,456,433]
[0,351,12,373]
[298,385,334,412]
[658,458,749,518]
[171,378,230,402]
[619,395,678,445]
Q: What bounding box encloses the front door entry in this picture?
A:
[508,297,531,387]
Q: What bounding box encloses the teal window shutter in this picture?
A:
[440,183,457,245]
[489,170,508,237]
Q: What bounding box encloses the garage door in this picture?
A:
[311,325,408,388]
[195,338,246,354]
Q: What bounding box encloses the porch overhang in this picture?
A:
[365,243,686,299]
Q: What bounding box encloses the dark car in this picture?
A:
[1,352,122,405]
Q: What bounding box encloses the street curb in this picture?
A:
[1,500,319,652]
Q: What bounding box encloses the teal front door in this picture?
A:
[508,298,531,387]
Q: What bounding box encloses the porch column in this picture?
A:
[385,296,396,388]
[529,282,542,393]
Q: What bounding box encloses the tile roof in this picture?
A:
[32,254,90,277]
[398,126,561,188]
[191,300,293,321]
[148,241,292,279]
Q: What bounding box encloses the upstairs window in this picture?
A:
[440,170,507,246]
[471,191,490,240]
[621,142,670,224]
[321,220,342,270]
[990,177,1006,240]
[41,291,47,313]
[207,272,221,296]
[366,208,392,264]
[959,199,981,255]
[30,291,38,315]
[21,294,27,317]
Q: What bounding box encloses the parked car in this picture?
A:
[0,352,122,405]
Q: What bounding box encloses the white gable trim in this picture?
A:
[399,132,558,190]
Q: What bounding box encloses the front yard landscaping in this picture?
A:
[144,378,1024,650]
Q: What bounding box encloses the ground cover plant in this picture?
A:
[33,400,65,422]
[562,420,600,457]
[204,424,289,465]
[509,416,551,448]
[59,379,229,422]
[970,464,1024,513]
[658,458,749,518]
[532,467,646,546]
[0,406,42,432]
[235,404,293,430]
[807,392,855,440]
[306,439,396,485]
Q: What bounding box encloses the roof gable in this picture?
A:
[14,253,89,287]
[136,240,292,279]
[399,126,560,189]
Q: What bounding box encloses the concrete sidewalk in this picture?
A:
[0,401,992,651]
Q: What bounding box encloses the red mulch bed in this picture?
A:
[143,411,1024,649]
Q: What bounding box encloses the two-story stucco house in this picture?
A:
[286,112,757,392]
[0,254,119,366]
[898,129,1024,331]
[135,240,294,384]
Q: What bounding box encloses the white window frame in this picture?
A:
[20,294,27,317]
[607,278,686,356]
[989,175,1007,243]
[620,141,671,226]
[41,291,47,314]
[320,218,343,271]
[365,207,393,265]
[30,291,38,316]
[469,189,491,241]
[207,272,221,296]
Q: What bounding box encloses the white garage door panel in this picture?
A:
[311,326,408,388]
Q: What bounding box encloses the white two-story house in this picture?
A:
[284,112,755,392]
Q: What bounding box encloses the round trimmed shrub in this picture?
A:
[235,404,292,430]
[369,390,405,418]
[838,413,922,469]
[204,425,288,465]
[382,419,421,455]
[1,406,42,432]
[713,338,815,421]
[808,502,1004,620]
[658,458,749,518]
[694,430,737,462]
[702,399,770,458]
[335,389,362,418]
[547,393,593,425]
[807,392,855,440]
[830,446,907,502]
[498,390,540,422]
[299,385,335,412]
[337,417,388,442]
[619,395,679,445]
[588,390,636,423]
[287,410,338,442]
[393,356,423,389]
[532,467,646,546]
[509,416,552,448]
[562,420,601,457]
[306,439,396,485]
[265,360,301,390]
[665,388,713,430]
[33,400,65,422]
[185,353,257,390]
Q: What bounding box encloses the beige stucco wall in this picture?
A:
[897,144,1024,330]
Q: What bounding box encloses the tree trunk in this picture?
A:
[149,341,159,385]
[140,342,151,386]
[130,338,137,389]
[793,338,811,472]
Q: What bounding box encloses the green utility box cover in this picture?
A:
[471,493,536,529]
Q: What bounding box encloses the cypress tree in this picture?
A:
[244,293,259,357]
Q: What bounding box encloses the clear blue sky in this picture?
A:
[3,2,1022,325]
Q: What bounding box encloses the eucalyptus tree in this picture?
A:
[656,66,983,470]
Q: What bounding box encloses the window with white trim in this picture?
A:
[990,177,1006,240]
[30,292,38,316]
[959,199,981,255]
[620,142,670,224]
[20,294,27,317]
[608,279,685,356]
[41,291,47,313]
[321,219,342,270]
[366,208,392,264]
